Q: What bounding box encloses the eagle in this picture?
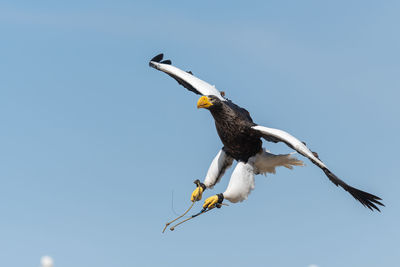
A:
[149,53,383,212]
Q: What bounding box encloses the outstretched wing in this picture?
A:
[252,125,384,211]
[149,53,226,101]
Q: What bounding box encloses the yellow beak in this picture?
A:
[197,96,213,109]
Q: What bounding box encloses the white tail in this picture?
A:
[249,149,304,175]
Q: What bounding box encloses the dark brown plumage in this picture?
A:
[206,96,262,162]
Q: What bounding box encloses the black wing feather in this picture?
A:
[151,53,163,62]
[256,127,384,212]
[161,59,171,64]
[149,54,202,95]
[323,168,384,211]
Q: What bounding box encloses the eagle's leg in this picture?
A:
[203,193,224,209]
[190,182,206,202]
[202,150,304,208]
[222,161,255,204]
[190,149,233,202]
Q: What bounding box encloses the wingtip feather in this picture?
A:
[323,168,384,212]
[150,53,163,62]
[161,59,171,64]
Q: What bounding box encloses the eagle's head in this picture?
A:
[197,95,222,110]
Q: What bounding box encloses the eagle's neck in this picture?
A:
[208,103,262,162]
[209,104,235,124]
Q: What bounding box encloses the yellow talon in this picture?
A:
[191,186,204,202]
[203,195,219,209]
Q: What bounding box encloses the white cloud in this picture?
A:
[309,265,319,267]
[41,256,54,267]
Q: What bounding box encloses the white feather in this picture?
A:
[204,149,233,188]
[252,125,327,169]
[149,61,226,101]
[248,148,304,175]
[223,162,255,203]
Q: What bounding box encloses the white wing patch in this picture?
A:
[248,148,304,175]
[223,162,255,203]
[252,125,327,169]
[149,61,226,101]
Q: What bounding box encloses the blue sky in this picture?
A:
[1,1,399,267]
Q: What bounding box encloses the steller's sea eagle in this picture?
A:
[149,53,384,212]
